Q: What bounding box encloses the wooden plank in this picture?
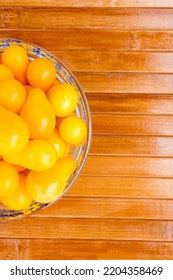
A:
[1,218,173,241]
[83,156,173,177]
[87,93,173,115]
[0,235,173,260]
[0,0,173,8]
[75,72,173,93]
[69,176,173,198]
[92,115,173,136]
[0,239,18,260]
[1,30,173,51]
[81,155,173,178]
[90,135,173,156]
[54,51,173,73]
[35,196,173,220]
[15,239,173,260]
[2,8,173,30]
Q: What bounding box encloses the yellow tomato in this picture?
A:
[1,173,32,210]
[27,58,56,91]
[47,128,70,160]
[0,79,26,113]
[20,88,56,139]
[26,158,76,203]
[0,106,29,156]
[0,64,14,82]
[54,157,77,180]
[56,113,76,129]
[0,161,19,197]
[47,83,78,117]
[2,44,28,84]
[59,116,87,146]
[3,139,57,171]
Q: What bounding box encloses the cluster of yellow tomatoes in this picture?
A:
[0,44,87,210]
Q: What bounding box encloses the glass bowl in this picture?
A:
[0,38,92,219]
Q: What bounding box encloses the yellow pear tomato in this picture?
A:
[20,88,56,139]
[59,116,87,146]
[2,44,28,84]
[3,139,58,171]
[0,106,29,156]
[47,128,70,160]
[27,58,56,91]
[47,83,78,117]
[0,64,14,82]
[0,79,26,113]
[1,173,32,210]
[26,157,76,203]
[0,161,19,197]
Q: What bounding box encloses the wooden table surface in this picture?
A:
[1,0,173,260]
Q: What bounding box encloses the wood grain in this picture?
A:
[1,29,173,51]
[35,197,173,220]
[54,51,173,73]
[1,239,173,260]
[75,72,173,93]
[1,218,173,241]
[90,135,173,156]
[92,115,173,136]
[21,240,173,260]
[68,176,173,198]
[0,239,18,260]
[87,93,173,114]
[2,8,173,30]
[0,0,173,8]
[1,0,173,261]
[83,156,173,177]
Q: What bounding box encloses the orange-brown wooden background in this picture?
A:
[1,0,173,260]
